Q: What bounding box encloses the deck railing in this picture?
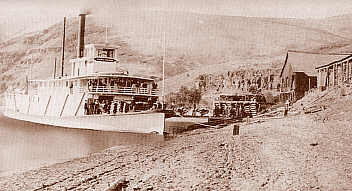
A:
[73,87,85,94]
[90,86,159,96]
[28,86,160,96]
[151,89,159,95]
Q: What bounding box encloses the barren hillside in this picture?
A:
[1,11,352,93]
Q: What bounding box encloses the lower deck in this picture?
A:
[5,90,159,118]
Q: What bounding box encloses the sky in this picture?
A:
[1,0,352,19]
[1,0,352,40]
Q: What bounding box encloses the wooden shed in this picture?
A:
[279,51,346,101]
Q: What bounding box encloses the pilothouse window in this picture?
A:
[97,49,114,58]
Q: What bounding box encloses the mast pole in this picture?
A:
[26,40,29,80]
[26,53,29,94]
[61,17,66,77]
[105,17,108,44]
[162,31,166,110]
[29,56,32,80]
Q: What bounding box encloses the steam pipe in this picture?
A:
[77,13,86,58]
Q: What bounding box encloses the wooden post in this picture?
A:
[53,58,57,79]
[317,69,320,89]
[344,62,346,82]
[350,60,352,83]
[340,63,342,84]
[332,64,335,86]
[329,66,332,87]
[349,60,352,83]
[104,177,129,191]
[343,61,347,82]
[348,60,350,83]
[325,68,328,88]
[233,125,239,136]
[348,61,350,83]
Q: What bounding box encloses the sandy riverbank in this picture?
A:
[0,111,351,190]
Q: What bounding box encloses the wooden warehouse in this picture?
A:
[316,55,352,91]
[279,51,346,101]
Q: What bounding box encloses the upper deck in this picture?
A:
[27,44,160,97]
[28,73,159,97]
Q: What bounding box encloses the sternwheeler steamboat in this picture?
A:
[3,12,165,134]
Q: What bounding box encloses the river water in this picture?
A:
[0,114,164,177]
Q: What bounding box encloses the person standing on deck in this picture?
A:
[147,83,152,95]
[131,97,136,112]
[100,101,105,114]
[122,101,126,113]
[132,83,137,94]
[113,102,118,114]
[84,100,88,115]
[110,102,115,114]
[284,100,289,117]
[120,101,123,113]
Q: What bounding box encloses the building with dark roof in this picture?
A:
[279,51,347,101]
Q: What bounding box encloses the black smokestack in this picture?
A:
[77,12,87,58]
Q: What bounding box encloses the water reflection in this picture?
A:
[0,114,164,177]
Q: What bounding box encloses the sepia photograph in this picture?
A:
[0,0,352,190]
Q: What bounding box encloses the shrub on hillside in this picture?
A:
[166,86,202,109]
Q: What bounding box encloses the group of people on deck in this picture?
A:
[87,78,158,93]
[84,99,134,115]
[213,104,247,118]
[84,97,156,115]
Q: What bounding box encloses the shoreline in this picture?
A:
[0,143,133,178]
[1,113,351,190]
[0,122,234,190]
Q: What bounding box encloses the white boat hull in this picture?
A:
[3,111,165,134]
[4,93,165,134]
